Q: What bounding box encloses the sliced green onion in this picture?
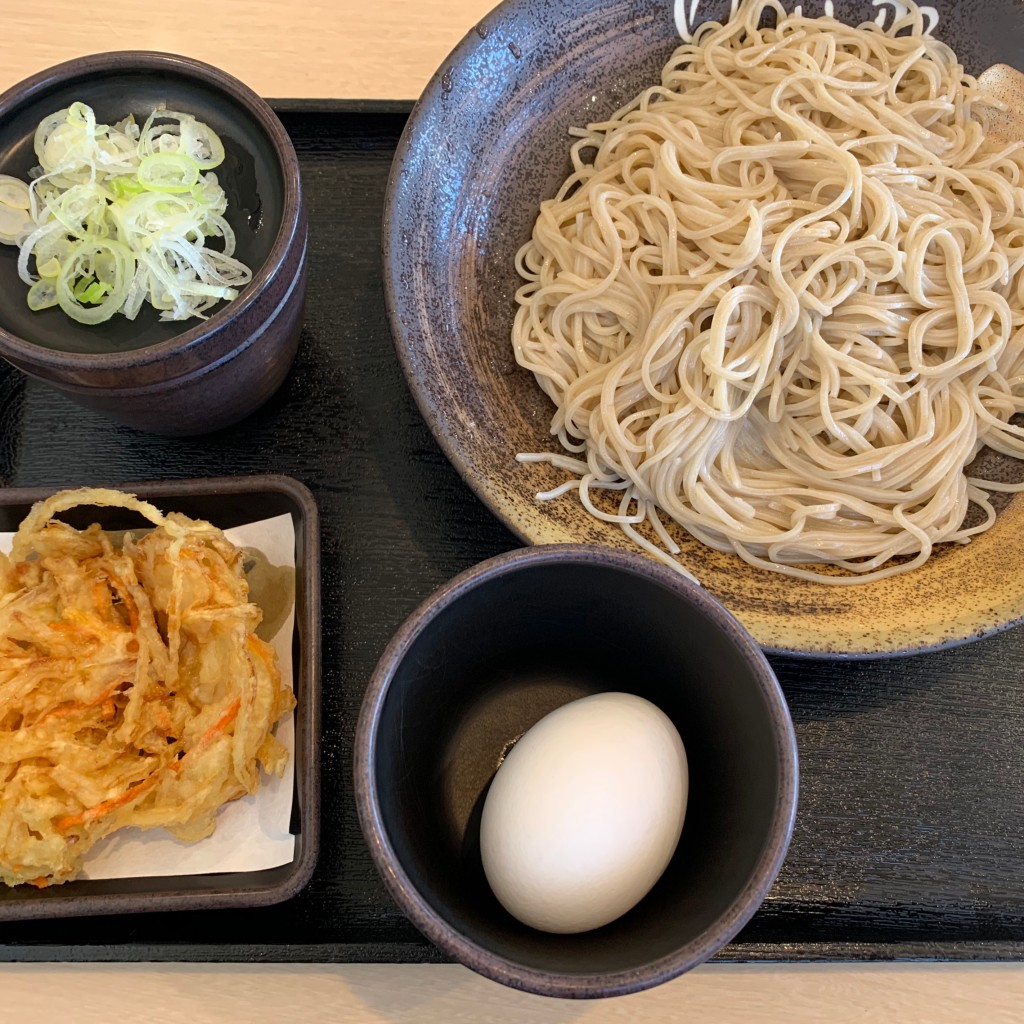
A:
[33,234,76,274]
[0,175,30,210]
[73,276,111,304]
[8,102,248,324]
[138,153,201,194]
[44,182,109,238]
[107,175,146,199]
[27,279,59,311]
[0,203,32,245]
[56,239,134,325]
[66,102,95,129]
[138,110,225,170]
[17,220,64,283]
[179,117,226,170]
[33,109,71,167]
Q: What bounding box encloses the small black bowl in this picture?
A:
[355,545,798,998]
[0,52,307,435]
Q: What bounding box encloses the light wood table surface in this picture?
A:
[0,2,1021,1021]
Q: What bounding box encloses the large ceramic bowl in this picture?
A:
[0,52,307,436]
[355,545,798,998]
[382,0,1024,657]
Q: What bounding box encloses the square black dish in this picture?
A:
[0,474,320,920]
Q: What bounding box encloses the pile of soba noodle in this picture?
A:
[512,0,1024,583]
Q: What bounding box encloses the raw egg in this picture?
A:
[479,691,688,934]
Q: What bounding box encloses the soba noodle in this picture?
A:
[511,0,1024,584]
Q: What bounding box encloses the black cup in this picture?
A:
[355,544,798,998]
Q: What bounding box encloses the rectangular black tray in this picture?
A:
[0,103,1022,963]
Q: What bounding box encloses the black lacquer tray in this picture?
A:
[0,104,1022,963]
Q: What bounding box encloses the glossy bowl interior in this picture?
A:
[382,0,1024,656]
[355,545,798,998]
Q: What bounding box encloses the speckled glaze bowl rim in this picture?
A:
[0,50,302,373]
[382,40,489,512]
[354,543,799,999]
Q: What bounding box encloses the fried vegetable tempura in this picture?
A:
[0,487,295,887]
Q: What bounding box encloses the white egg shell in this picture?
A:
[480,691,688,934]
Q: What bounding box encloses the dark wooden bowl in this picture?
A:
[354,545,798,998]
[0,52,307,435]
[382,0,1024,656]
